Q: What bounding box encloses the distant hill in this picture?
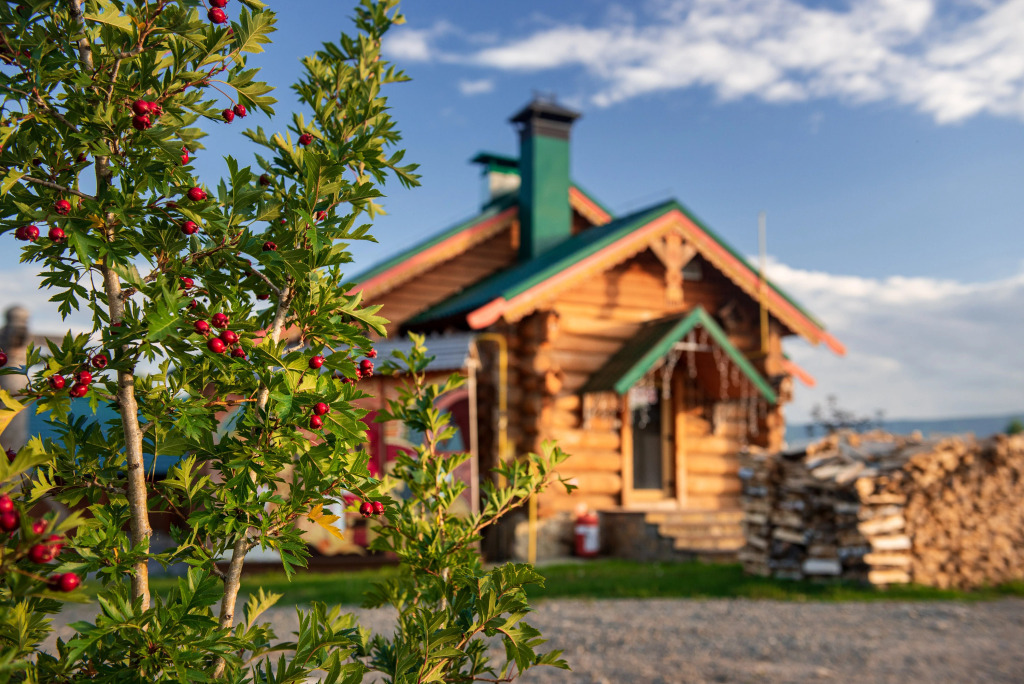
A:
[786,413,1023,448]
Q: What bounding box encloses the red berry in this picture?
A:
[92,354,108,369]
[259,174,270,186]
[207,338,226,354]
[31,520,45,535]
[308,355,324,369]
[366,348,377,359]
[180,276,194,289]
[211,312,229,329]
[313,402,329,416]
[210,0,228,7]
[0,495,12,513]
[48,227,66,241]
[359,359,374,376]
[181,147,190,165]
[75,370,92,385]
[222,108,235,123]
[256,293,270,300]
[48,375,66,390]
[57,573,80,592]
[150,104,163,120]
[131,100,152,116]
[233,104,247,118]
[68,383,87,398]
[181,220,199,235]
[189,298,199,310]
[219,330,238,344]
[315,211,327,222]
[53,199,71,215]
[29,543,53,563]
[0,351,7,366]
[194,320,210,335]
[298,133,313,146]
[16,225,39,241]
[131,114,151,131]
[359,501,374,518]
[230,347,246,359]
[208,7,227,23]
[372,501,385,515]
[309,415,323,430]
[354,368,363,380]
[5,449,14,463]
[262,241,277,252]
[187,187,207,201]
[0,512,17,532]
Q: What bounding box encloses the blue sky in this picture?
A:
[3,0,1024,424]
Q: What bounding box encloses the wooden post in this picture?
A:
[673,370,687,508]
[620,393,633,508]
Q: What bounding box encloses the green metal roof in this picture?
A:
[407,200,678,325]
[407,196,825,333]
[581,307,778,403]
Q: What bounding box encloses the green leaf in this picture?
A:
[84,0,135,33]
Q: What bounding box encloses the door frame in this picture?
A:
[620,379,681,509]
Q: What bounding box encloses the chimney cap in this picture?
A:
[509,97,581,127]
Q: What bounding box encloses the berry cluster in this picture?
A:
[130,99,164,131]
[222,103,247,123]
[46,354,106,398]
[359,500,386,518]
[308,401,330,430]
[195,313,246,358]
[14,223,67,242]
[0,494,80,593]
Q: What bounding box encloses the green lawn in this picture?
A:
[143,560,1024,606]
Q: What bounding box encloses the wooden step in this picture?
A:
[672,536,746,552]
[657,523,744,539]
[644,509,744,526]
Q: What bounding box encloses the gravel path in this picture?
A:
[48,598,1024,683]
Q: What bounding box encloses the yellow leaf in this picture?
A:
[0,390,26,438]
[307,504,346,542]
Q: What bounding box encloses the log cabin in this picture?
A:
[354,99,845,560]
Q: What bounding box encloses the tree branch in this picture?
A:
[22,176,95,201]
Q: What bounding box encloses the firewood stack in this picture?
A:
[739,431,1024,588]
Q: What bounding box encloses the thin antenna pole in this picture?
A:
[758,211,769,356]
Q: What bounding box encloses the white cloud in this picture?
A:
[382,21,455,62]
[392,0,1024,123]
[767,258,1024,423]
[457,78,495,96]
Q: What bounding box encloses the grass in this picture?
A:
[141,559,1024,607]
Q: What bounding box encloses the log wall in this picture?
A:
[511,250,786,515]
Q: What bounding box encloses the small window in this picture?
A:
[682,259,703,281]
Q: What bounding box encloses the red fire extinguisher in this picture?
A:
[574,509,600,558]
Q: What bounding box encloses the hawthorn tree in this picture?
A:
[0,1,571,681]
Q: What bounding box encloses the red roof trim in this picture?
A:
[676,210,846,355]
[357,207,517,296]
[569,186,612,225]
[782,358,816,388]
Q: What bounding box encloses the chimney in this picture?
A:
[510,98,581,261]
[470,152,521,207]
